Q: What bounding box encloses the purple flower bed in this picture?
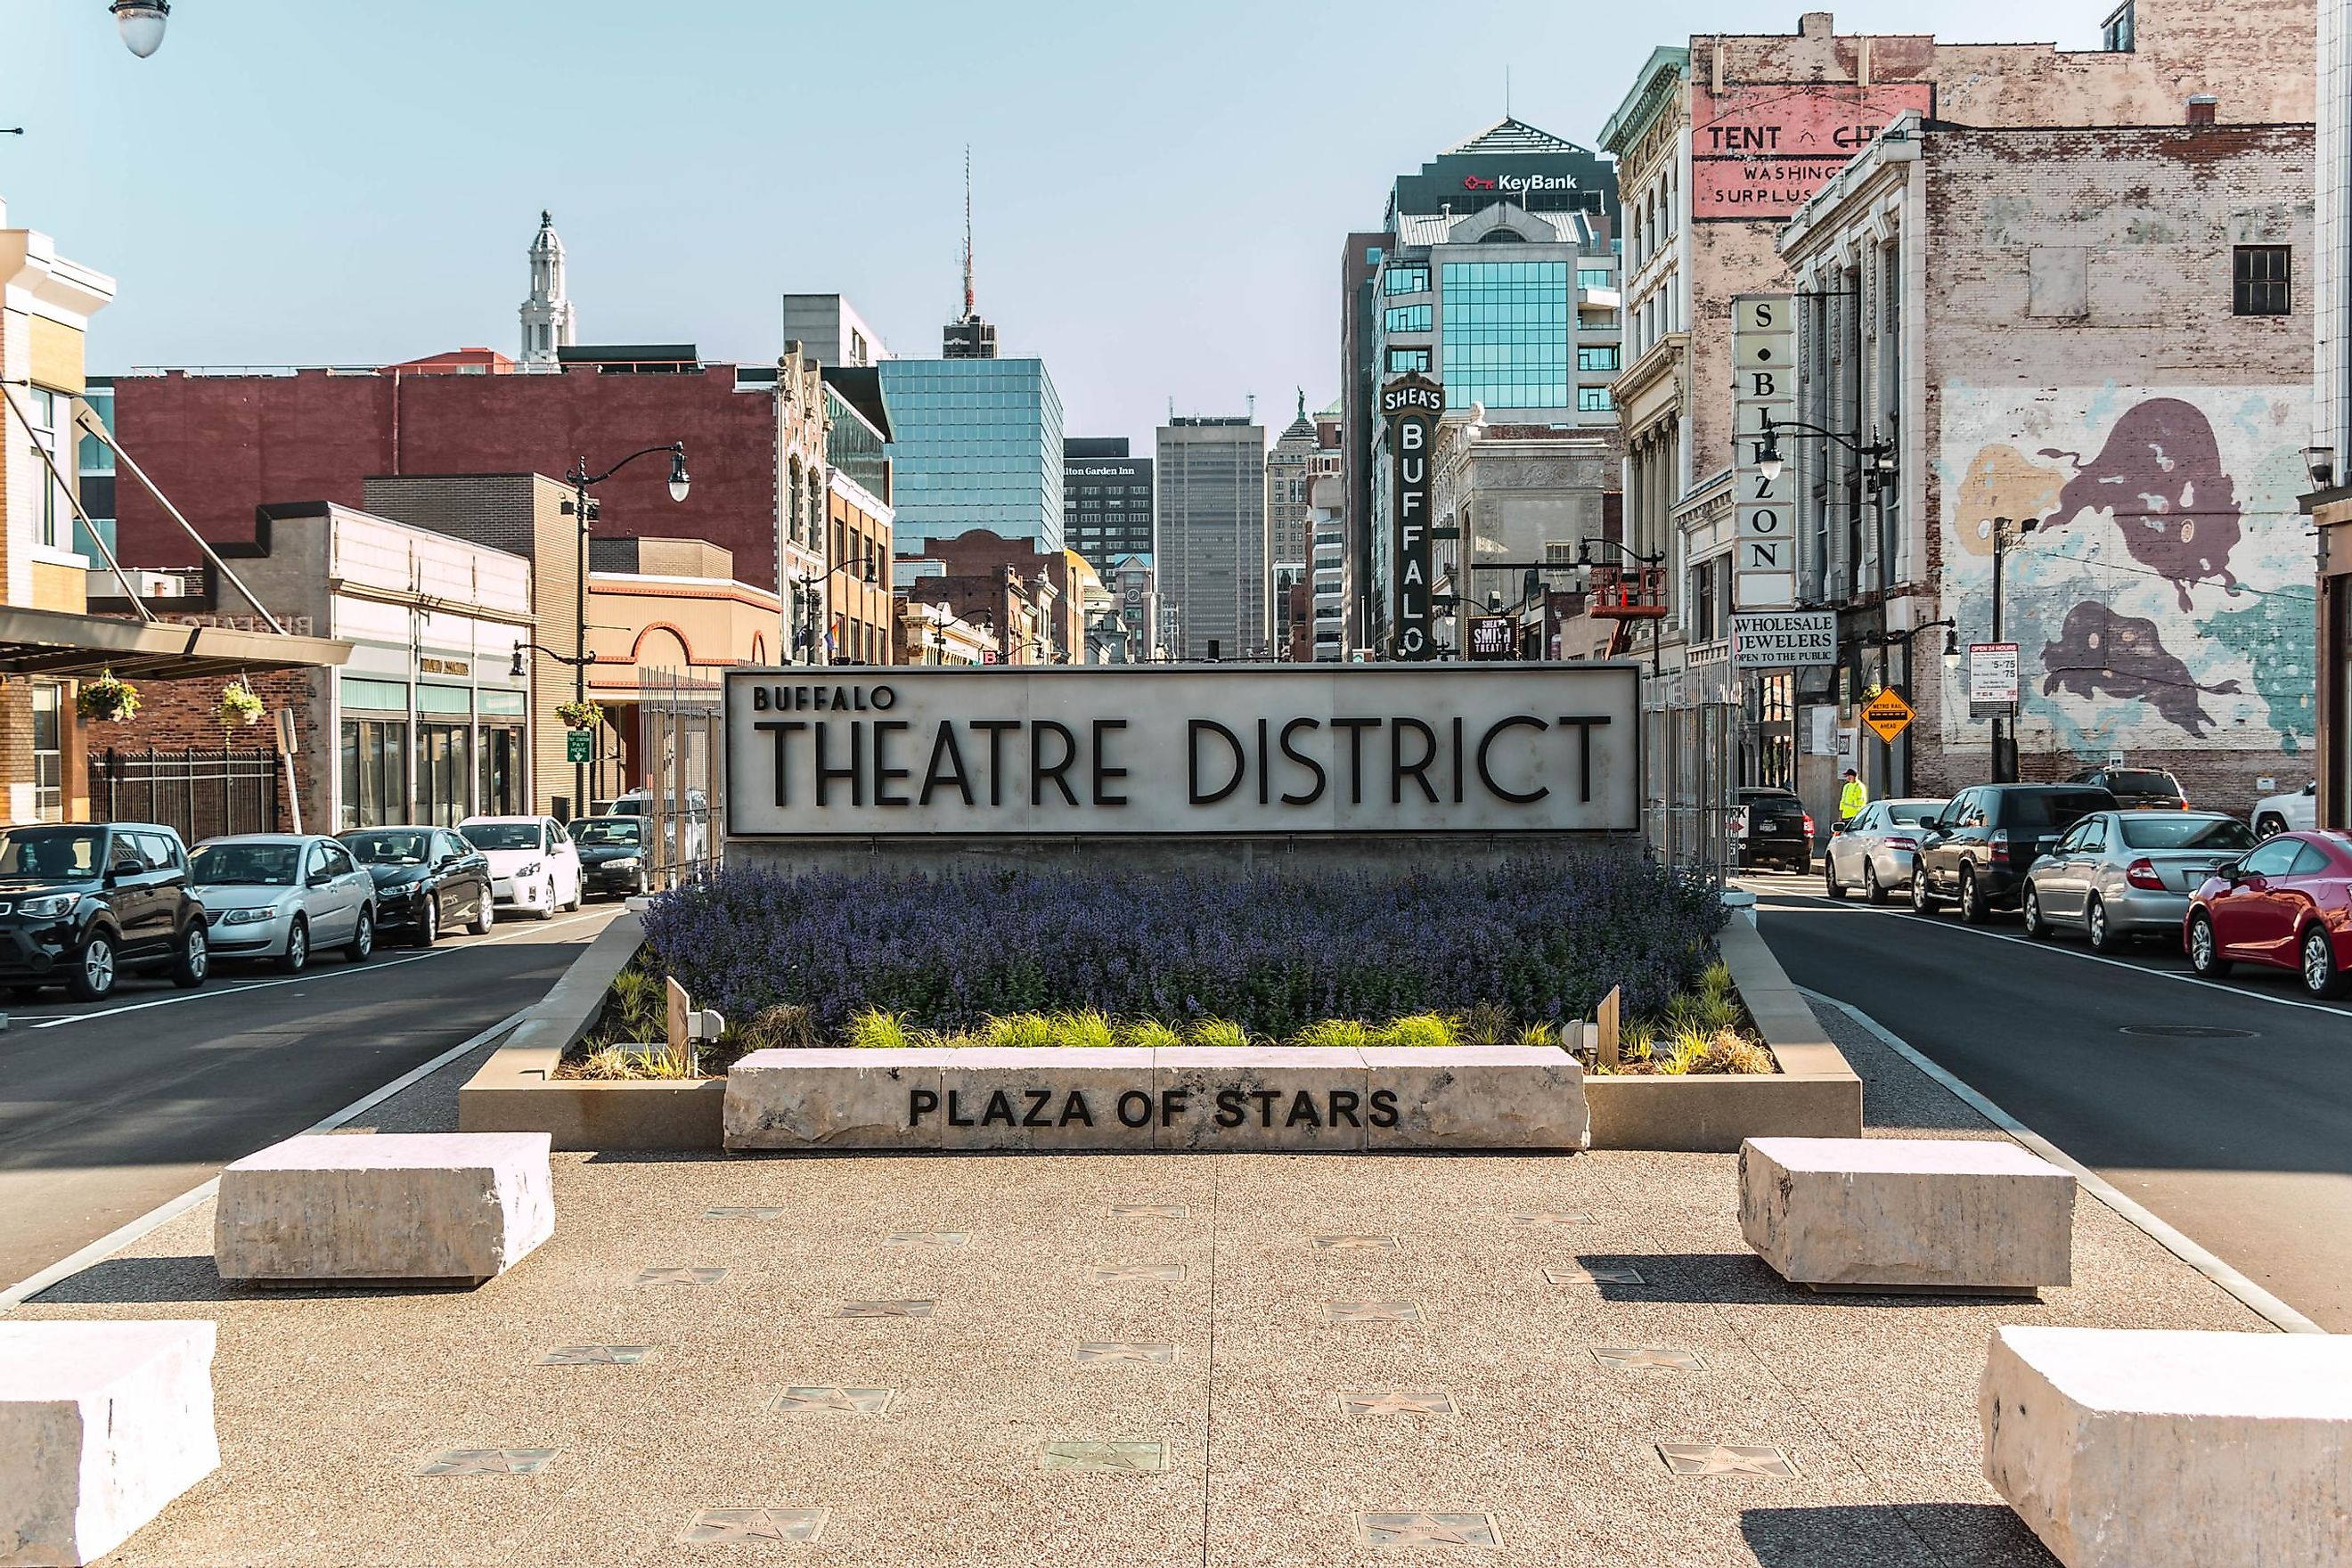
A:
[641,854,1723,1042]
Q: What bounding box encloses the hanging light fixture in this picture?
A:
[110,0,169,58]
[666,443,691,502]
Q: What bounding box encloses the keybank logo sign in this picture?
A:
[1461,172,1580,193]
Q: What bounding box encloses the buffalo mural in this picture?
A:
[2039,601,2242,739]
[2037,397,2242,610]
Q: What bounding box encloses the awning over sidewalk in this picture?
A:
[0,606,352,680]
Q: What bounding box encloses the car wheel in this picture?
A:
[2022,886,2051,940]
[170,922,208,988]
[276,917,310,975]
[416,897,438,948]
[2085,897,2120,953]
[1862,862,1888,905]
[470,892,494,936]
[1911,866,1938,913]
[534,878,556,921]
[2187,913,2231,977]
[565,875,582,912]
[2258,813,2287,838]
[345,907,375,963]
[2301,926,2348,999]
[1958,866,1991,925]
[1824,856,1848,900]
[68,931,118,1002]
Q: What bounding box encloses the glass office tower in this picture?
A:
[878,357,1065,553]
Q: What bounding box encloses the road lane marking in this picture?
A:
[20,908,613,1030]
[1748,876,2352,1022]
[0,1006,530,1312]
[1800,986,2325,1336]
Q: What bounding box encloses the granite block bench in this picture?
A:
[0,1319,219,1566]
[214,1131,554,1286]
[1740,1135,2075,1294]
[1983,1326,2352,1567]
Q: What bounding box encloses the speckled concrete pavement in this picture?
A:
[9,1003,2270,1567]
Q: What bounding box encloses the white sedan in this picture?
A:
[458,815,582,920]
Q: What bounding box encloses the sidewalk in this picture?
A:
[11,1003,2269,1567]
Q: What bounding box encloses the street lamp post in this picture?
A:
[1850,617,1959,796]
[1987,515,2038,784]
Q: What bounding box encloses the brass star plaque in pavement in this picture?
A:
[1327,1299,1421,1323]
[772,1385,893,1415]
[1076,1342,1178,1366]
[1109,1203,1189,1219]
[882,1231,969,1251]
[1313,1234,1401,1253]
[838,1299,935,1319]
[1593,1347,1704,1373]
[702,1206,788,1220]
[675,1508,828,1544]
[1509,1210,1594,1227]
[418,1449,557,1476]
[1655,1442,1801,1479]
[634,1266,726,1286]
[1357,1513,1500,1548]
[540,1345,652,1366]
[1090,1263,1186,1283]
[1041,1439,1168,1474]
[1542,1265,1646,1286]
[1339,1391,1458,1417]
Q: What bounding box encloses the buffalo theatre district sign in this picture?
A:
[1383,372,1445,661]
[725,664,1640,837]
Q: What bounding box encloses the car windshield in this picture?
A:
[2118,816,2256,852]
[2002,791,2114,829]
[1888,803,1944,826]
[189,843,298,886]
[570,820,642,846]
[462,823,542,851]
[2109,771,2181,796]
[343,829,432,866]
[0,827,104,880]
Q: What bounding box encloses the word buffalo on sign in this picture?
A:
[723,665,1640,837]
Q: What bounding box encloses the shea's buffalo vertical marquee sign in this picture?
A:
[1383,372,1445,661]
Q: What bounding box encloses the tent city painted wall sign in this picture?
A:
[1383,372,1444,661]
[723,664,1640,837]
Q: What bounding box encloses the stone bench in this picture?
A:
[1740,1136,2074,1294]
[215,1131,554,1286]
[0,1320,220,1566]
[1983,1327,2352,1567]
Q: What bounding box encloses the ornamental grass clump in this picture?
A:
[1117,1019,1184,1050]
[846,1009,914,1050]
[1188,1017,1251,1050]
[1370,1013,1459,1050]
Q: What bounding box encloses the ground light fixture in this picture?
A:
[110,0,169,58]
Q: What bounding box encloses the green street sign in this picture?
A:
[567,731,592,764]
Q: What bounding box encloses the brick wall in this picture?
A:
[89,665,323,832]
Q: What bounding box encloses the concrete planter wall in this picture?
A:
[459,895,1858,1155]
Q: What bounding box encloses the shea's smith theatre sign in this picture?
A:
[724,664,1640,837]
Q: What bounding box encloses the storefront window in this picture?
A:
[339,718,409,829]
[419,723,470,827]
[30,682,61,821]
[478,725,526,816]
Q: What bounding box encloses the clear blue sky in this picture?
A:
[4,0,2099,448]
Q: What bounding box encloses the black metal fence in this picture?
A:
[90,747,281,844]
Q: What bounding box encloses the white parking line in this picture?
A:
[20,907,612,1030]
[1749,875,2352,1022]
[1801,987,2326,1335]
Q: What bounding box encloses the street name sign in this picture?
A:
[1861,690,1915,745]
[1732,610,1835,669]
[724,664,1641,837]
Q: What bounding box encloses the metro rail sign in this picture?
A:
[1861,690,1915,745]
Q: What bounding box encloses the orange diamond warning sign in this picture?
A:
[1861,690,1915,745]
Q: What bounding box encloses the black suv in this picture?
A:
[2065,765,2189,812]
[1911,784,2118,923]
[1735,788,1814,874]
[0,822,210,1000]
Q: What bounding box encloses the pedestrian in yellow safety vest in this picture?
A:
[1838,769,1868,824]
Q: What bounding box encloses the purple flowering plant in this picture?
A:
[639,853,1723,1042]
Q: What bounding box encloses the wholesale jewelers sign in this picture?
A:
[724,665,1641,837]
[1382,372,1444,661]
[1732,610,1835,669]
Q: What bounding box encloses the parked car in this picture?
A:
[0,822,209,1001]
[189,834,377,973]
[339,826,494,945]
[568,816,651,901]
[1822,797,1948,903]
[2022,810,2256,951]
[1911,784,2118,923]
[2066,766,2188,811]
[597,788,710,862]
[2185,830,2352,998]
[2252,780,2317,838]
[460,815,583,919]
[1731,788,1813,874]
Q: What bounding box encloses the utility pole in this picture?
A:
[1989,516,2036,784]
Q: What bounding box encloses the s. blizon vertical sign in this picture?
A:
[1383,372,1445,660]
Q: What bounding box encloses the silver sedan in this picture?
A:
[2021,810,2258,951]
[1822,798,1948,903]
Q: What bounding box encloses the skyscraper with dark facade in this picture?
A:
[1062,437,1154,569]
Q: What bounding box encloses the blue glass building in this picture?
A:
[876,357,1065,554]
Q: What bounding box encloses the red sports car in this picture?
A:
[2184,830,2352,998]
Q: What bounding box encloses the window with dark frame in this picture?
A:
[2234,245,2291,316]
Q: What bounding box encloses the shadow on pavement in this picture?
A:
[1741,1504,2054,1568]
[32,1254,493,1304]
[1590,1253,2057,1312]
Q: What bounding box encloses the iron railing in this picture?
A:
[1643,703,1738,883]
[91,747,281,844]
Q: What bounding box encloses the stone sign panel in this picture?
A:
[723,664,1641,838]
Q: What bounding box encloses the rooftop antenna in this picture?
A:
[1247,392,1256,421]
[1506,67,1511,118]
[961,143,976,321]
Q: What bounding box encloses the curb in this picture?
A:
[1801,985,2325,1336]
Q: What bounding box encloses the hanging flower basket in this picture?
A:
[218,681,265,729]
[77,670,141,723]
[557,699,604,731]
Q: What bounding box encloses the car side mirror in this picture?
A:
[306,870,334,888]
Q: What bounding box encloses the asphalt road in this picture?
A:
[1748,869,2352,1331]
[0,902,622,1290]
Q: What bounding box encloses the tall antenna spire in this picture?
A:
[1506,66,1512,118]
[962,143,976,321]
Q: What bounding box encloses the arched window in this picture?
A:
[1477,228,1526,244]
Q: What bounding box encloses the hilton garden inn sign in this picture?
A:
[723,664,1640,837]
